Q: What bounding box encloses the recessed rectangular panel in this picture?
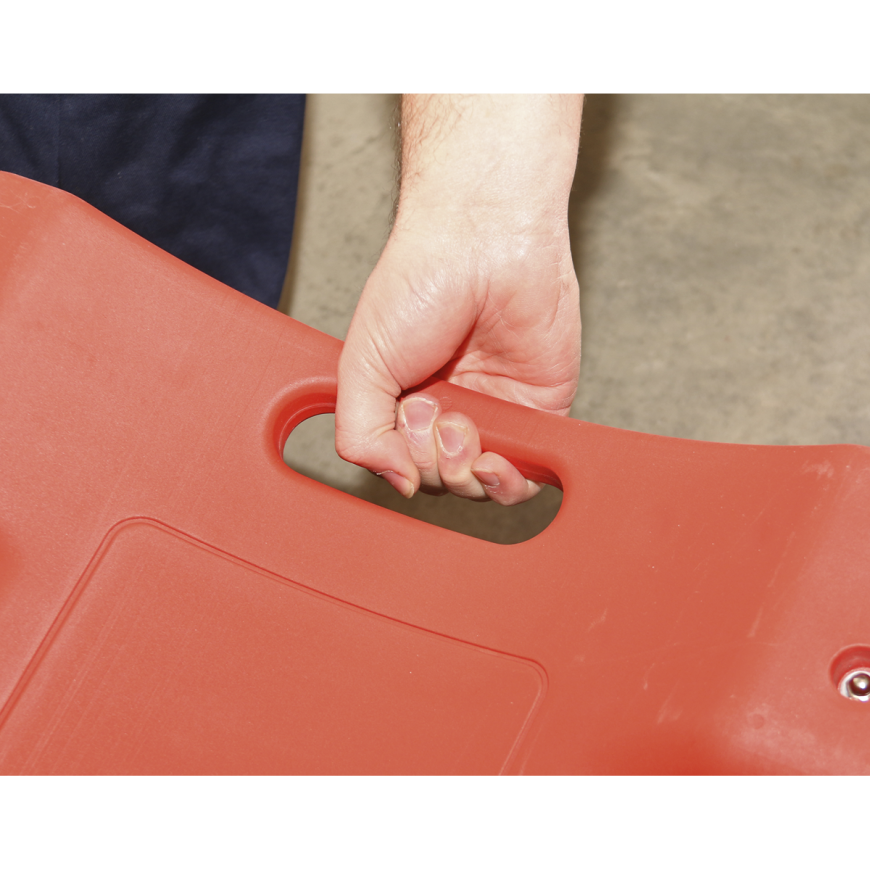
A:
[0,520,544,774]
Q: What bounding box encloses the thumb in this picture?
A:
[335,323,420,498]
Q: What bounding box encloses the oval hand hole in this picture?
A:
[283,413,561,545]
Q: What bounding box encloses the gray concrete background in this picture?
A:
[279,95,870,544]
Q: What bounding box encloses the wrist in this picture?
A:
[396,95,581,236]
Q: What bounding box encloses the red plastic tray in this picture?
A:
[2,170,870,774]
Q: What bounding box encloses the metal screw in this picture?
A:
[849,674,870,695]
[839,668,870,702]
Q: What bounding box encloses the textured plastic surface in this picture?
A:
[2,171,870,774]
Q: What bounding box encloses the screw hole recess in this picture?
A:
[830,646,870,703]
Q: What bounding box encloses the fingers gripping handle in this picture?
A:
[271,325,576,492]
[404,379,570,490]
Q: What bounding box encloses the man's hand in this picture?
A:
[335,95,583,505]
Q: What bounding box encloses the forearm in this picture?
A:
[396,94,583,235]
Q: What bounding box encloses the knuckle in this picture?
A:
[441,470,477,496]
[414,457,440,478]
[403,427,436,453]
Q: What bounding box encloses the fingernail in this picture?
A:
[474,469,500,488]
[378,470,415,499]
[436,422,467,456]
[402,398,436,431]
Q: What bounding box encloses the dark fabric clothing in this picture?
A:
[0,95,306,308]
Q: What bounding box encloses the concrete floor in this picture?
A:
[279,95,870,544]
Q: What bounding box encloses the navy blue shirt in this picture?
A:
[0,95,306,308]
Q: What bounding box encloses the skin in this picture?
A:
[335,95,583,505]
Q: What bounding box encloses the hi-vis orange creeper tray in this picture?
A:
[1,170,870,775]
